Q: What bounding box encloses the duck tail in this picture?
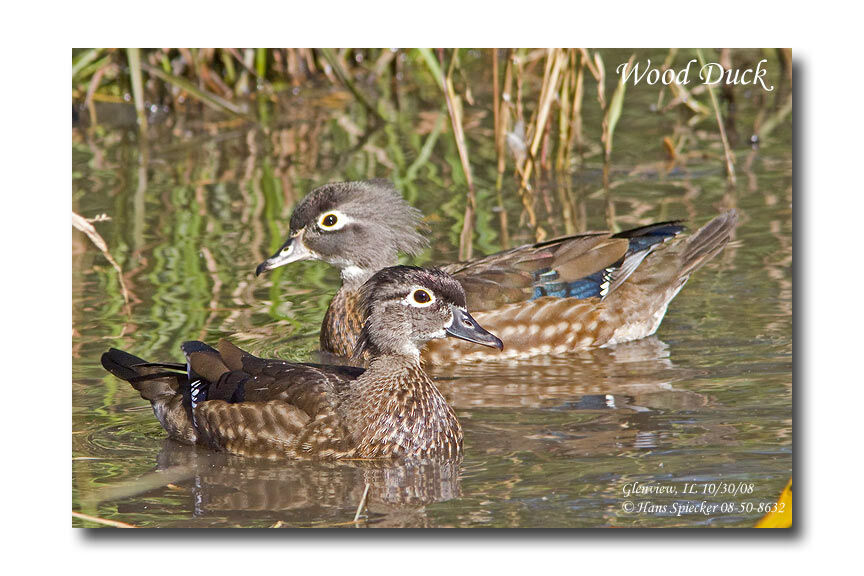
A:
[598,210,738,346]
[677,210,739,280]
[100,348,187,402]
[101,348,198,444]
[627,210,739,290]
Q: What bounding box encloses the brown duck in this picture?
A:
[102,266,502,460]
[256,180,738,363]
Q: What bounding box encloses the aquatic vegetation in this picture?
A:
[73,48,791,253]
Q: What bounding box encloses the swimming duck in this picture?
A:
[256,179,738,363]
[101,266,502,460]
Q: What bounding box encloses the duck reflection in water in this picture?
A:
[109,440,462,527]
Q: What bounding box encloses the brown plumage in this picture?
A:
[257,180,739,364]
[102,266,502,460]
[320,285,364,366]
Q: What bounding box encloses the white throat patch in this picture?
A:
[341,265,367,281]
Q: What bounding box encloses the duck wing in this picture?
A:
[182,340,365,458]
[183,339,363,416]
[444,222,685,312]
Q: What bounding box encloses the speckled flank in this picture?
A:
[422,278,691,363]
[152,394,198,444]
[604,282,685,346]
[423,297,605,363]
[195,400,311,459]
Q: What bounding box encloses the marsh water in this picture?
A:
[72,50,792,528]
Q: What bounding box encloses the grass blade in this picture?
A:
[437,49,476,261]
[696,48,736,185]
[416,48,445,91]
[126,48,147,130]
[141,63,252,119]
[602,54,633,163]
[72,511,137,528]
[71,211,131,314]
[320,48,385,121]
[72,48,104,80]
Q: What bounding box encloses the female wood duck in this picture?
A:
[102,266,502,460]
[256,179,738,363]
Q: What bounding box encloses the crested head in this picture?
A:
[353,266,502,360]
[256,180,428,285]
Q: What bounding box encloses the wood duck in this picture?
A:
[102,266,503,460]
[256,180,738,363]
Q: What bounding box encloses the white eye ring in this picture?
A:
[405,286,436,308]
[318,210,350,230]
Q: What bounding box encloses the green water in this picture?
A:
[72,49,792,528]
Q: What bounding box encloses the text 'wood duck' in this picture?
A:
[256,180,738,363]
[102,266,503,460]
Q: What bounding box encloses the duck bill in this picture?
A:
[445,306,504,350]
[255,232,313,276]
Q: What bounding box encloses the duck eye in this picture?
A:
[406,286,435,307]
[319,213,338,228]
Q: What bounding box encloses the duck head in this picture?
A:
[256,180,428,287]
[352,266,503,360]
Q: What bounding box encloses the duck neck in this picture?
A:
[338,247,399,291]
[324,259,395,358]
[358,353,428,391]
[339,265,377,290]
[321,284,366,358]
